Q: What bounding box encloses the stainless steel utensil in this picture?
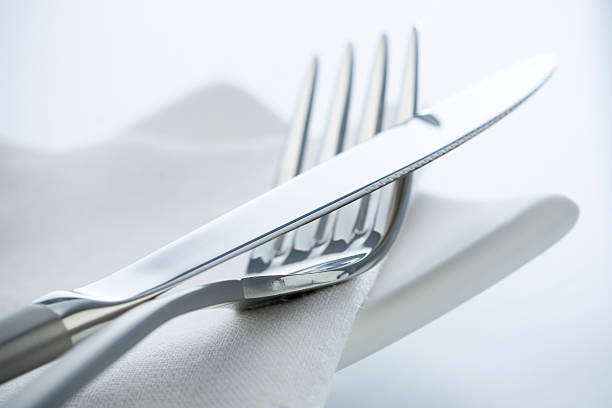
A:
[0,41,555,404]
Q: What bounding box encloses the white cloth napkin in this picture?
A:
[0,84,578,407]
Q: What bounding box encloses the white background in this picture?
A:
[1,1,610,406]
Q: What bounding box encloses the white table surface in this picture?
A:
[1,1,610,406]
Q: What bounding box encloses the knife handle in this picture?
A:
[0,304,72,384]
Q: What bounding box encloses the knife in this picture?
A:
[0,54,555,384]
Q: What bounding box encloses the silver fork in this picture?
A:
[247,28,420,279]
[8,30,421,407]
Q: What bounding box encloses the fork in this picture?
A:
[247,28,419,280]
[8,30,421,407]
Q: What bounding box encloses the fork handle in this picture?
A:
[8,280,244,408]
[0,304,72,384]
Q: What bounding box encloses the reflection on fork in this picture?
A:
[247,28,423,278]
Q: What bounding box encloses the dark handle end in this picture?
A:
[0,304,72,384]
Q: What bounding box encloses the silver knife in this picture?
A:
[0,54,555,385]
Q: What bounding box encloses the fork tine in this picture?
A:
[352,35,388,234]
[323,35,389,251]
[246,58,318,273]
[364,27,420,248]
[271,57,318,255]
[318,44,354,162]
[275,57,319,184]
[356,35,388,143]
[311,44,354,244]
[285,45,354,261]
[397,26,419,122]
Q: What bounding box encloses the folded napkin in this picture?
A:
[0,84,577,407]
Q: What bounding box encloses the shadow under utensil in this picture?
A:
[339,193,579,368]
